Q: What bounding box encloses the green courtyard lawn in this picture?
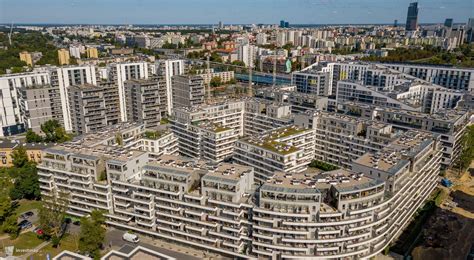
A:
[32,234,79,259]
[13,200,42,215]
[0,232,44,256]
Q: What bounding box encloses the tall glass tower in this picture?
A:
[405,2,419,31]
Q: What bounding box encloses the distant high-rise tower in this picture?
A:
[218,21,223,29]
[405,2,419,31]
[466,18,474,43]
[394,20,398,27]
[444,18,453,28]
[284,22,290,28]
[280,20,285,28]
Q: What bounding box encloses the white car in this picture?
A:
[122,232,139,243]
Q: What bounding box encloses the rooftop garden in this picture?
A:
[257,140,299,155]
[213,125,231,133]
[268,126,306,140]
[309,160,339,171]
[143,130,165,140]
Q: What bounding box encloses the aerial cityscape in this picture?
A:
[0,0,473,259]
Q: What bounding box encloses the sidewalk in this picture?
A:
[21,241,50,259]
[0,228,33,241]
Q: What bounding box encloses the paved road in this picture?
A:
[17,209,39,226]
[105,228,204,260]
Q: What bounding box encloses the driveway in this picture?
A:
[104,228,219,260]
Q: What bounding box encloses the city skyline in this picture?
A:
[0,0,472,25]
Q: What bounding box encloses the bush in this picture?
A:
[309,160,339,171]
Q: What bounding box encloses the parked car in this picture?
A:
[20,211,34,219]
[33,227,43,235]
[73,220,81,226]
[122,233,139,243]
[17,220,32,229]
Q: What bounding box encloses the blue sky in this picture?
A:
[0,0,472,24]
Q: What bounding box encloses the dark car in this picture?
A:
[73,220,81,226]
[17,220,32,229]
[20,211,34,219]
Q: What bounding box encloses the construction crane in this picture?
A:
[8,22,13,46]
[206,54,211,102]
[273,49,277,86]
[248,43,253,97]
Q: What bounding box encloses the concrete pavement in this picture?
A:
[104,228,225,260]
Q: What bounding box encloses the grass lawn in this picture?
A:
[0,232,44,256]
[32,234,79,259]
[14,200,42,215]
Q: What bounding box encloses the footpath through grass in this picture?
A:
[0,232,44,256]
[13,200,42,215]
[32,234,79,259]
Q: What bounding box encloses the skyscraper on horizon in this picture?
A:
[444,18,453,28]
[466,18,474,43]
[280,20,285,28]
[405,2,419,31]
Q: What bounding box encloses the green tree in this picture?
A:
[79,210,106,258]
[282,43,293,51]
[9,165,40,200]
[210,76,222,87]
[231,60,246,67]
[39,192,69,247]
[11,146,29,168]
[209,52,222,63]
[0,194,13,223]
[457,125,474,172]
[2,215,20,239]
[26,129,43,143]
[40,120,72,143]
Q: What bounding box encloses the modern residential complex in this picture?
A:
[170,101,245,162]
[38,122,442,259]
[234,126,316,181]
[384,63,474,92]
[1,13,473,260]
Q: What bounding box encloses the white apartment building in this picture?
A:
[253,129,440,258]
[0,72,50,136]
[237,44,257,68]
[139,128,179,158]
[51,65,97,131]
[244,99,293,136]
[107,62,150,122]
[69,46,82,59]
[385,63,474,91]
[156,60,185,114]
[234,126,315,181]
[338,102,471,168]
[256,33,268,45]
[195,69,235,85]
[335,81,420,111]
[171,101,245,163]
[295,111,396,168]
[37,124,442,259]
